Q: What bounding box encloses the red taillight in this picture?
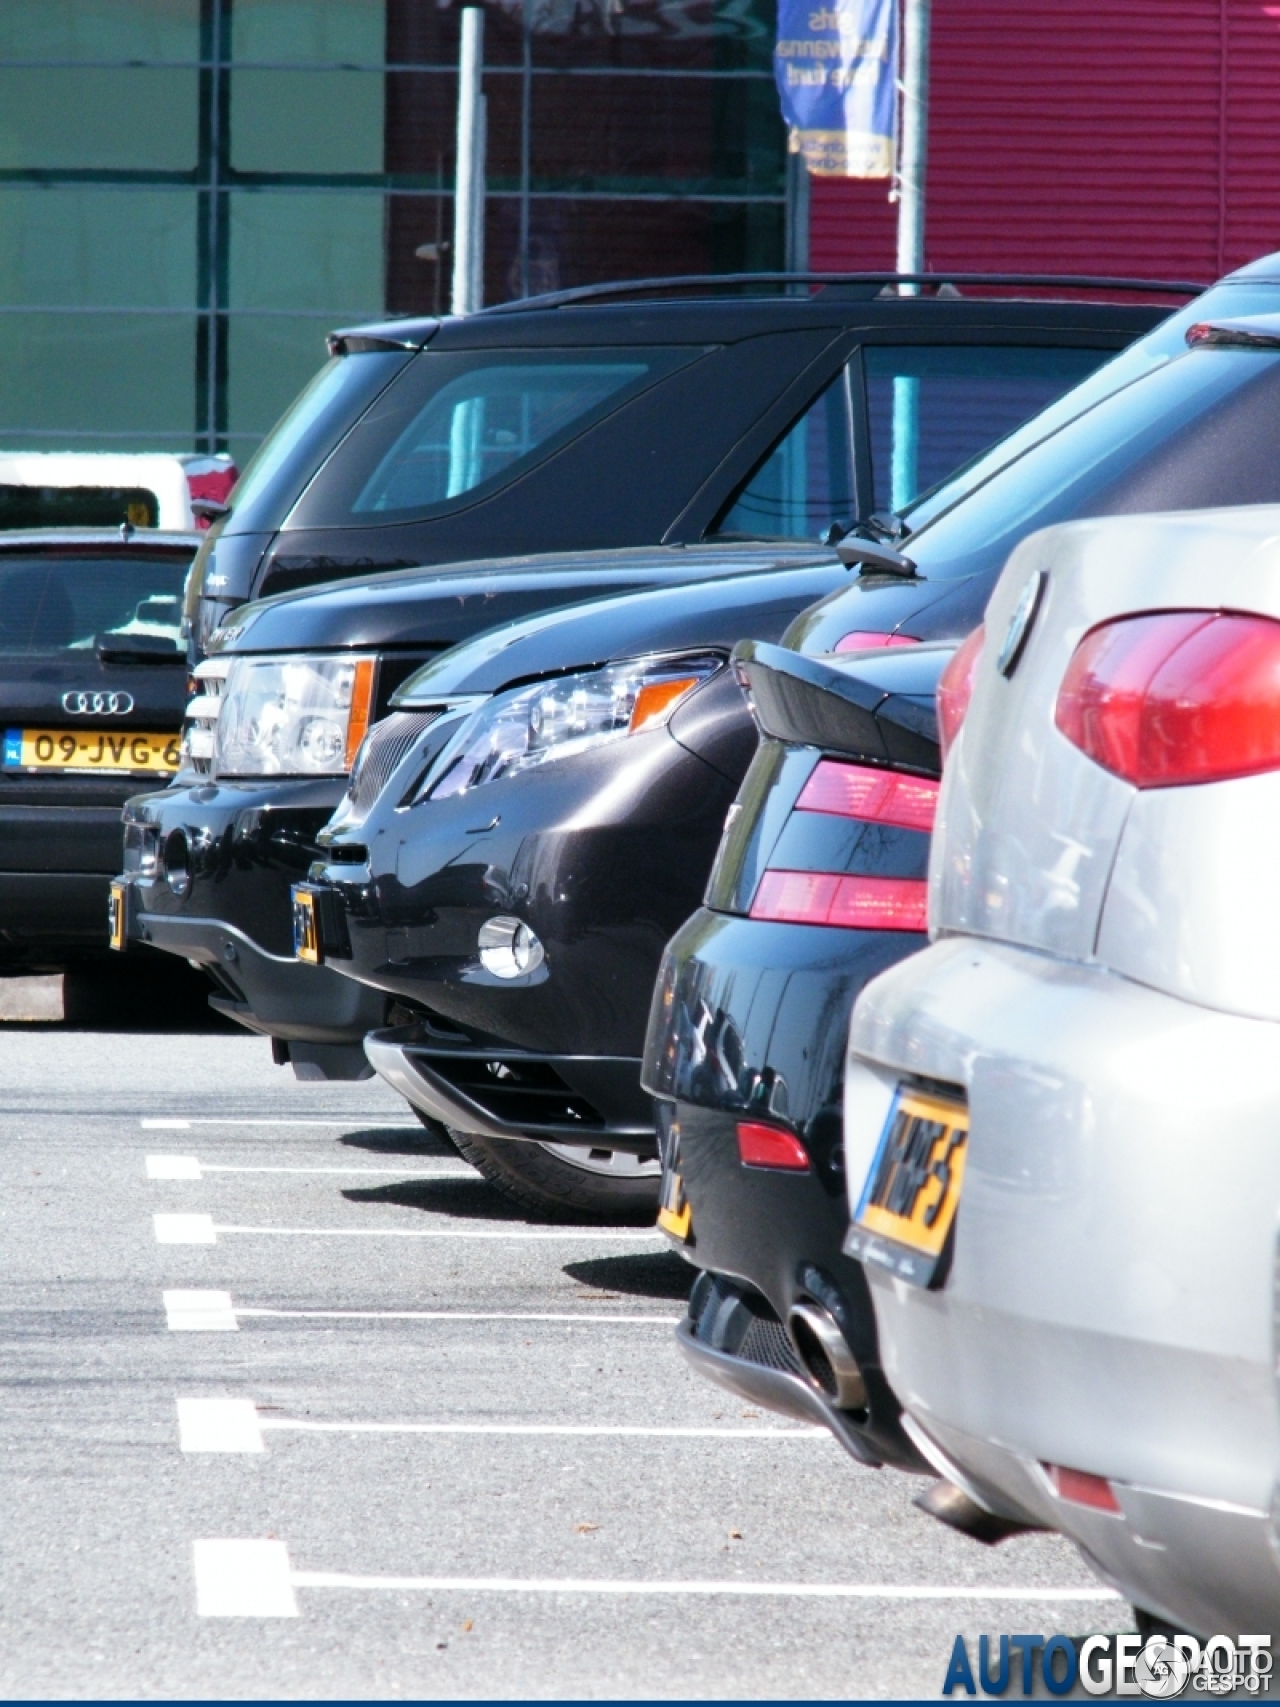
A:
[936,625,985,762]
[737,1120,810,1170]
[1055,609,1280,788]
[833,631,921,654]
[1044,1463,1121,1513]
[795,760,939,832]
[750,870,927,931]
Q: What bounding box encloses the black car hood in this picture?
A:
[215,542,838,657]
[383,559,872,700]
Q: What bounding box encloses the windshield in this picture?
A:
[289,347,691,528]
[0,551,192,654]
[0,486,158,530]
[225,350,411,536]
[904,278,1280,531]
[912,346,1280,580]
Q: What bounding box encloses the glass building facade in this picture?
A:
[0,0,786,467]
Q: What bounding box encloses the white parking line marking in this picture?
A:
[147,1155,203,1179]
[154,1213,217,1245]
[164,1290,238,1332]
[200,1164,473,1177]
[194,1540,298,1617]
[262,1419,825,1439]
[178,1398,265,1453]
[143,1118,419,1129]
[216,1224,662,1241]
[237,1308,677,1323]
[289,1569,1123,1603]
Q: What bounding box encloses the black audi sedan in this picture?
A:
[0,528,203,1022]
[639,296,1280,1479]
[186,273,1177,653]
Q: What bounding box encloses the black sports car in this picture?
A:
[639,285,1280,1472]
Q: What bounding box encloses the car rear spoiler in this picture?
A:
[732,638,954,773]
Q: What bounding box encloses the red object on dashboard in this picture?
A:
[936,624,985,762]
[833,630,921,653]
[750,870,927,932]
[1055,609,1280,788]
[796,760,939,833]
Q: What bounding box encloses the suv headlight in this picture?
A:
[212,653,376,777]
[412,653,721,801]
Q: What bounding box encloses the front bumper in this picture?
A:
[641,907,925,1466]
[845,934,1280,1636]
[116,776,386,1065]
[364,1022,656,1154]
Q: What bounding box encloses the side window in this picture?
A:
[711,366,857,543]
[865,344,1107,513]
[353,360,650,515]
[293,348,692,528]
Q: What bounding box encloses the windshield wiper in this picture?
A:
[96,633,184,664]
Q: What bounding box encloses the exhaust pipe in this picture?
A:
[787,1300,867,1411]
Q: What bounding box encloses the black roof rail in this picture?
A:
[479,271,1208,315]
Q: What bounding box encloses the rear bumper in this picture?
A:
[0,872,117,967]
[845,934,1280,1635]
[363,1022,657,1155]
[0,801,133,965]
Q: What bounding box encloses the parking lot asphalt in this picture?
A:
[0,1027,1130,1699]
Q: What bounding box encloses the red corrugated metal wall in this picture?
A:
[809,0,1280,281]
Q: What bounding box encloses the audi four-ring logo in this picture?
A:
[61,692,134,716]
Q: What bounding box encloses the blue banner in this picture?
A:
[774,0,897,178]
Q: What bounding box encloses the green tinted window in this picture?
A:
[0,552,191,654]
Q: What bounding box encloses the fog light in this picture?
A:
[477,915,544,979]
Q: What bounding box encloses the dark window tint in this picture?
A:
[712,366,857,542]
[0,553,191,654]
[865,345,1107,514]
[0,485,158,530]
[912,347,1280,582]
[226,351,411,537]
[294,348,688,527]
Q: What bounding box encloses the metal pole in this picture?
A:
[452,7,486,316]
[892,0,929,510]
[895,0,930,281]
[519,0,532,297]
[784,149,810,279]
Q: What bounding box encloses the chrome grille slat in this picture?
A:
[349,710,440,812]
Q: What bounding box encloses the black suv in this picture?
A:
[186,274,1179,654]
[118,278,1179,1078]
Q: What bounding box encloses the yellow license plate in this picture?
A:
[108,880,127,951]
[292,885,321,965]
[844,1085,968,1287]
[655,1117,691,1241]
[3,727,180,774]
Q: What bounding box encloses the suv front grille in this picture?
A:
[348,710,440,812]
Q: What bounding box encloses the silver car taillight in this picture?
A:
[180,656,232,776]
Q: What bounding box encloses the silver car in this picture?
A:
[841,498,1280,1638]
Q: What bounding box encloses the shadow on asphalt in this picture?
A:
[340,1126,456,1159]
[341,1175,544,1222]
[562,1251,693,1302]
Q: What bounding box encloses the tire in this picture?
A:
[446,1128,661,1223]
[1132,1606,1180,1641]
